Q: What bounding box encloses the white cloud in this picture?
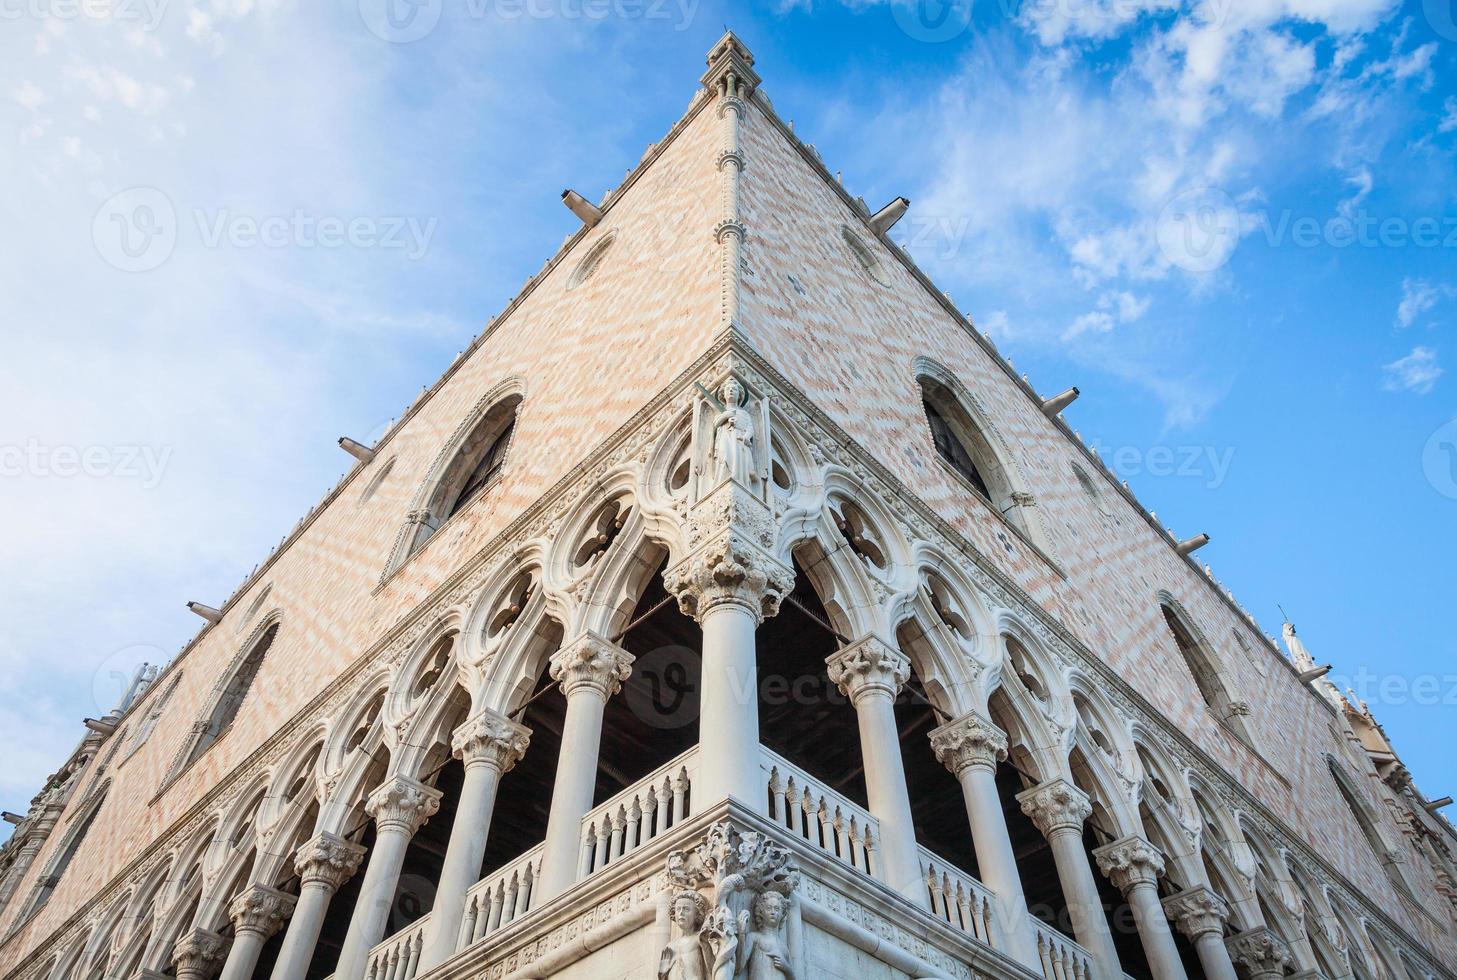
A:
[13,81,44,110]
[1381,347,1441,394]
[1396,278,1452,329]
[1065,310,1118,340]
[1441,97,1457,135]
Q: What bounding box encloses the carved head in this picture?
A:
[670,890,708,929]
[752,891,787,928]
[720,378,744,409]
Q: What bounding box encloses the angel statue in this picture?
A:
[737,891,795,980]
[658,891,710,980]
[710,378,756,487]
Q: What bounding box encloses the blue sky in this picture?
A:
[2,0,1455,838]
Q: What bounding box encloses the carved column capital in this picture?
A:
[665,532,794,624]
[549,632,634,701]
[929,711,1007,776]
[1016,777,1092,840]
[826,636,909,704]
[451,707,531,772]
[227,884,296,940]
[364,775,442,837]
[1162,884,1231,941]
[294,831,366,891]
[1225,927,1292,979]
[1093,835,1166,894]
[172,928,229,980]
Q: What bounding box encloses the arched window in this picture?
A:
[1327,755,1419,900]
[448,418,513,519]
[916,372,1038,542]
[1159,602,1255,747]
[15,786,108,922]
[180,624,278,771]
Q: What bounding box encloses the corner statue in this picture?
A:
[710,378,756,486]
[659,891,711,980]
[738,891,794,980]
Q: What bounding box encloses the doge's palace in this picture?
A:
[1,34,1454,980]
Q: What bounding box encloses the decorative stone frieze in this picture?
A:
[825,636,910,704]
[548,632,634,701]
[928,711,1007,776]
[1016,777,1093,840]
[450,707,531,772]
[1093,835,1166,894]
[364,775,442,837]
[227,884,296,940]
[295,832,366,892]
[1162,885,1231,941]
[1225,926,1292,980]
[171,927,229,980]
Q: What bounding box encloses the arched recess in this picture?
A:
[913,358,1048,550]
[169,617,281,780]
[14,783,110,923]
[1156,595,1256,748]
[384,379,525,577]
[1326,755,1420,902]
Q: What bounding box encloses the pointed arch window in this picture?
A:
[1159,602,1255,747]
[15,786,108,922]
[449,418,514,519]
[179,623,278,772]
[1327,756,1419,900]
[923,396,992,499]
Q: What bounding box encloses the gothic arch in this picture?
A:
[168,615,282,782]
[1326,754,1420,901]
[1156,594,1255,747]
[383,377,527,577]
[912,358,1051,552]
[14,782,110,923]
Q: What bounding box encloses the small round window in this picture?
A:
[569,232,616,289]
[840,226,888,286]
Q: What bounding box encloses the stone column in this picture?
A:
[268,833,365,980]
[825,636,923,905]
[665,532,792,814]
[929,711,1039,969]
[172,928,229,980]
[537,632,633,898]
[1163,886,1237,980]
[1017,778,1123,980]
[332,777,442,980]
[418,709,531,970]
[217,885,294,980]
[1226,927,1293,980]
[1093,835,1188,980]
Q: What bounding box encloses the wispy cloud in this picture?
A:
[1382,346,1442,394]
[1396,278,1453,329]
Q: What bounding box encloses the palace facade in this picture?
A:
[2,34,1454,980]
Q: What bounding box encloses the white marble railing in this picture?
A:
[918,847,999,948]
[578,746,700,879]
[363,914,426,980]
[762,748,877,876]
[1033,919,1095,980]
[460,843,545,946]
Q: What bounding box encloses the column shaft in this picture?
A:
[1194,932,1239,980]
[216,933,265,980]
[1046,828,1123,980]
[696,602,763,810]
[268,882,333,980]
[1126,881,1189,980]
[957,764,1039,967]
[538,690,607,896]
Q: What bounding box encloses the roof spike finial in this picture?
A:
[702,30,760,99]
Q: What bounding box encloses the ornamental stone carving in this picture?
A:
[549,632,634,701]
[1226,927,1292,979]
[364,775,442,837]
[929,711,1008,776]
[451,707,531,772]
[172,928,229,980]
[1162,885,1231,941]
[664,533,793,624]
[825,637,909,704]
[227,884,296,940]
[1016,777,1092,839]
[294,832,366,892]
[660,820,801,980]
[1093,835,1166,894]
